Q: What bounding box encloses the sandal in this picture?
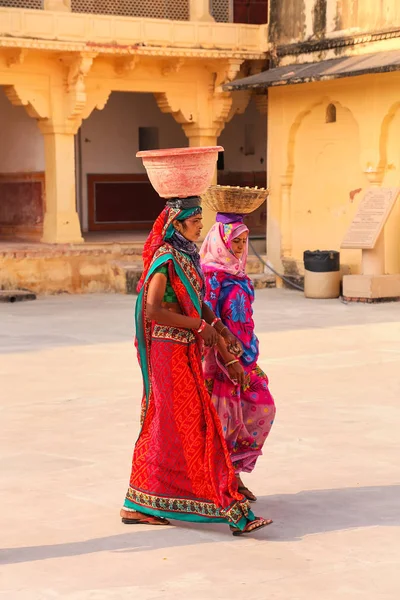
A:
[230,516,273,537]
[120,509,170,526]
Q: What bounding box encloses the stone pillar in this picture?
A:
[43,0,71,10]
[40,126,83,244]
[189,0,215,21]
[186,128,219,236]
[280,174,293,259]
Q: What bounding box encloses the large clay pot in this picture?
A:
[136,146,223,198]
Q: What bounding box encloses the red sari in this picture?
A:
[123,208,254,530]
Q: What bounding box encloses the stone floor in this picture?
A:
[1,289,399,600]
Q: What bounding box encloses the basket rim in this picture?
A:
[203,184,269,192]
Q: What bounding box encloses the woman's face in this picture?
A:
[175,215,203,242]
[230,232,248,258]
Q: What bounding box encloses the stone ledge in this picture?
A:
[343,296,400,304]
[250,273,276,289]
[342,274,400,299]
[0,289,36,302]
[0,8,266,56]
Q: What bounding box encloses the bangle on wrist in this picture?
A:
[196,319,207,334]
[225,359,239,367]
[211,317,221,328]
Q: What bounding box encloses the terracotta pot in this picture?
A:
[136,146,223,198]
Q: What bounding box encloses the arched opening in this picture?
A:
[218,97,267,249]
[289,101,362,265]
[0,87,44,242]
[79,91,186,239]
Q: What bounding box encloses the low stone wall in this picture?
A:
[0,244,143,294]
[0,244,272,294]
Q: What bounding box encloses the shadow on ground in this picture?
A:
[1,484,399,565]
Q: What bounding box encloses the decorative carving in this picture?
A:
[0,38,264,60]
[81,89,112,121]
[59,52,99,130]
[114,55,140,76]
[154,91,192,125]
[3,85,50,120]
[61,52,97,92]
[155,58,247,141]
[5,49,27,68]
[213,58,244,91]
[162,58,185,77]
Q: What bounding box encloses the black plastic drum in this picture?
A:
[303,250,340,273]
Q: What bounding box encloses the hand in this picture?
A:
[222,330,243,357]
[200,323,219,347]
[227,361,246,387]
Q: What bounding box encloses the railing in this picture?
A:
[211,0,233,23]
[0,0,234,21]
[70,0,190,20]
[0,0,42,8]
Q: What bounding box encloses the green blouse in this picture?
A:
[156,265,178,303]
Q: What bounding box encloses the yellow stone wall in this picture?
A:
[0,7,266,245]
[267,72,400,276]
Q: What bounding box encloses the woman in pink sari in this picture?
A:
[200,213,276,502]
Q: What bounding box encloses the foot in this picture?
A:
[231,516,273,536]
[236,476,257,502]
[120,508,170,526]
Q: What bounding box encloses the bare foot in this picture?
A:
[236,476,257,502]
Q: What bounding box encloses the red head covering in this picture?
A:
[137,206,180,293]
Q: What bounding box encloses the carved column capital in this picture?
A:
[154,91,193,125]
[114,55,140,77]
[57,52,99,129]
[3,84,50,120]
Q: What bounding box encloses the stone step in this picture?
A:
[0,289,37,302]
[247,254,267,275]
[249,273,276,289]
[114,260,275,294]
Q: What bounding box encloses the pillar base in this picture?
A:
[41,211,84,244]
[342,274,400,300]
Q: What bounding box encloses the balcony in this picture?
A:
[0,2,267,56]
[0,0,233,21]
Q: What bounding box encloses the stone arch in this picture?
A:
[285,96,356,183]
[378,101,400,173]
[282,97,362,264]
[378,101,400,274]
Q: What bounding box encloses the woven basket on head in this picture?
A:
[201,185,269,214]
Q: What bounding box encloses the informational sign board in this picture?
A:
[341,187,400,250]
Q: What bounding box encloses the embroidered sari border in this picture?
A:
[125,487,252,526]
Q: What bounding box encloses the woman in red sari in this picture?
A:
[120,197,272,535]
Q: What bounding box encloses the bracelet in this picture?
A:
[225,359,239,367]
[196,319,207,334]
[211,317,221,328]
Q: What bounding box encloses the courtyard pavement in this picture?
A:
[1,289,399,599]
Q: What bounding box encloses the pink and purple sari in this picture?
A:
[200,216,276,474]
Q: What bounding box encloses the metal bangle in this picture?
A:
[225,359,239,367]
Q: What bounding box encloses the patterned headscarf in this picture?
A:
[200,218,249,278]
[137,199,203,292]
